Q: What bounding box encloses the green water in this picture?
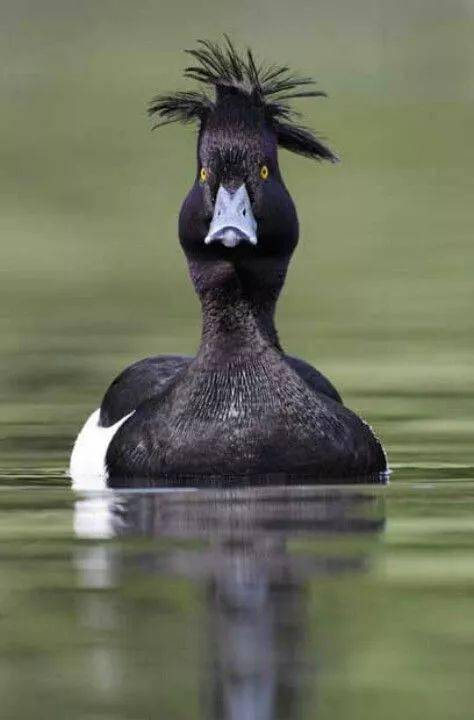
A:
[1,1,473,718]
[0,480,473,719]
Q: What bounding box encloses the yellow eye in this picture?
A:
[200,167,207,182]
[260,164,269,180]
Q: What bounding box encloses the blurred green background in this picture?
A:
[1,0,473,468]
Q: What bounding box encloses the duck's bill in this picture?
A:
[205,225,257,248]
[205,184,257,248]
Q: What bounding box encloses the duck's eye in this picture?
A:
[260,165,269,181]
[199,168,208,183]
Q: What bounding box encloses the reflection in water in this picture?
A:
[74,487,385,719]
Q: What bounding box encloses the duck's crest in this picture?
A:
[148,36,338,162]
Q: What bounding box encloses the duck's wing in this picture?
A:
[284,355,342,404]
[69,355,192,490]
[100,355,192,426]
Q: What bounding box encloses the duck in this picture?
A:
[70,38,387,489]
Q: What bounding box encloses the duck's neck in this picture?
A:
[187,255,289,367]
[199,283,280,362]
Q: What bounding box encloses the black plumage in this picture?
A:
[148,36,338,162]
[86,38,387,486]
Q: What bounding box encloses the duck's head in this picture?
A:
[149,38,338,291]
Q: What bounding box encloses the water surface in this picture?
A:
[0,457,473,719]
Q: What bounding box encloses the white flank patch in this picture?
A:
[69,408,134,491]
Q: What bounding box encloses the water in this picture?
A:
[0,478,473,720]
[1,376,473,719]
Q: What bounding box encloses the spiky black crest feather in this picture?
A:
[148,37,338,162]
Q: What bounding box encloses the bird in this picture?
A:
[70,37,387,489]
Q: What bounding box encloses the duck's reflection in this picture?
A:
[74,486,385,719]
